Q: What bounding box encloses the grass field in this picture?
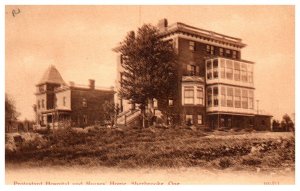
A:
[5,126,295,173]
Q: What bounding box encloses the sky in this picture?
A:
[5,5,295,121]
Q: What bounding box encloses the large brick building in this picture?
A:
[35,65,114,128]
[115,19,272,130]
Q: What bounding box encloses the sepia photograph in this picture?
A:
[4,5,295,185]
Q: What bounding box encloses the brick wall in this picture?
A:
[70,88,114,127]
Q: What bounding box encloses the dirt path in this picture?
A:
[6,166,294,185]
[206,131,294,140]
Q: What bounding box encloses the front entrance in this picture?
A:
[41,111,71,129]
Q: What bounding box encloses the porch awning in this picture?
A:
[41,109,71,114]
[207,112,254,117]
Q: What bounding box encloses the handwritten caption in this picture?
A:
[12,8,21,17]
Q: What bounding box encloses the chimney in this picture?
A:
[69,81,75,87]
[157,18,168,32]
[89,79,95,90]
[129,31,135,38]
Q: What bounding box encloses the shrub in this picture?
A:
[35,128,51,135]
[242,155,262,166]
[203,127,213,132]
[218,158,232,169]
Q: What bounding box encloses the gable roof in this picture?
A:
[37,65,66,86]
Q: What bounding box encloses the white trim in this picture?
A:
[163,33,242,51]
[182,83,205,106]
[206,58,255,88]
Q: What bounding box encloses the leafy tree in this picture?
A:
[114,24,177,128]
[272,119,280,131]
[5,94,20,131]
[281,114,294,132]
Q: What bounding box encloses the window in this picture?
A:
[226,60,233,80]
[242,89,248,109]
[220,59,225,79]
[225,49,231,57]
[168,99,174,106]
[210,46,214,55]
[213,87,218,106]
[54,95,57,108]
[234,88,241,108]
[219,48,224,56]
[186,115,193,125]
[189,41,195,51]
[207,87,212,107]
[234,62,240,81]
[248,72,253,83]
[213,59,218,79]
[196,87,204,105]
[38,100,40,109]
[232,51,237,59]
[248,65,253,83]
[63,96,66,106]
[221,86,226,106]
[206,60,212,80]
[187,64,198,76]
[153,99,158,108]
[206,45,210,53]
[248,90,254,109]
[184,87,194,104]
[206,45,214,55]
[241,63,248,82]
[197,115,203,125]
[183,85,204,106]
[82,98,87,107]
[83,115,88,124]
[42,99,45,108]
[227,87,233,107]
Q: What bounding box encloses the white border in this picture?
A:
[1,1,298,191]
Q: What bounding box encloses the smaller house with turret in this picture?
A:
[35,65,114,129]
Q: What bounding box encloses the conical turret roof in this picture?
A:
[37,65,66,85]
